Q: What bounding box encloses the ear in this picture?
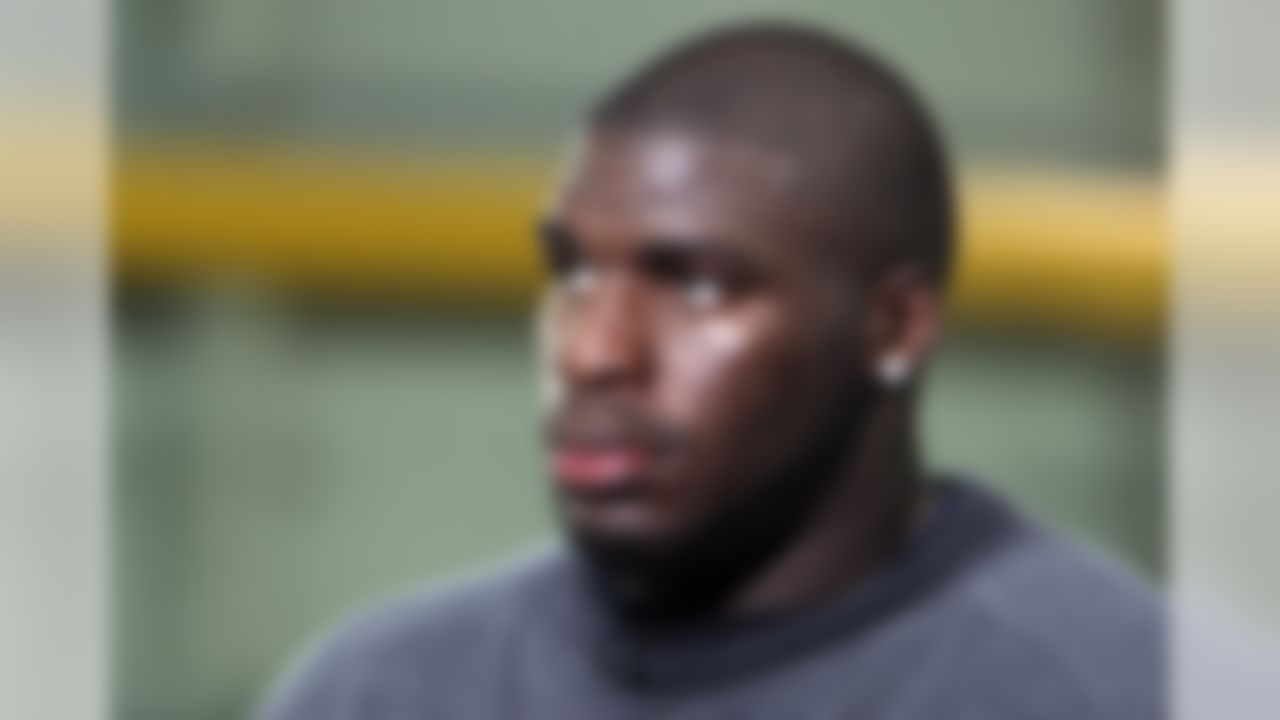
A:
[864,265,943,390]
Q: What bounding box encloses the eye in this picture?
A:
[563,264,599,296]
[683,276,726,309]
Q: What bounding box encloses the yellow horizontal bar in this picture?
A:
[952,169,1163,342]
[113,143,1163,341]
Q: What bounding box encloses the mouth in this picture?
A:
[548,397,678,496]
[551,443,656,492]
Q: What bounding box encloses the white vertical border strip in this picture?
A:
[1173,1,1280,719]
[0,0,108,717]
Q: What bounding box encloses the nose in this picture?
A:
[557,275,653,393]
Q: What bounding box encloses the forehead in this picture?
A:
[547,130,849,258]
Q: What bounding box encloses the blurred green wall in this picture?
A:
[116,0,1161,168]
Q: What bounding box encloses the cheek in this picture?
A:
[656,310,800,444]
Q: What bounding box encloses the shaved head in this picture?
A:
[591,22,954,286]
[541,23,953,619]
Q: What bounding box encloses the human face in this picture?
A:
[538,130,871,560]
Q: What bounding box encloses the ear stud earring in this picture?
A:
[876,353,912,389]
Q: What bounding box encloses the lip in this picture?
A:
[551,444,654,492]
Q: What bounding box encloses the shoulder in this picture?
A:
[255,546,571,720]
[935,500,1165,719]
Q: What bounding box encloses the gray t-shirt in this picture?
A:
[259,480,1164,719]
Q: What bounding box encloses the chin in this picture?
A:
[562,502,692,570]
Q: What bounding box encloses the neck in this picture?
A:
[723,394,925,617]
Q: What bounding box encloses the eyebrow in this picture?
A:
[536,219,764,279]
[636,236,761,276]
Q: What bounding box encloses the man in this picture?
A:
[262,23,1162,719]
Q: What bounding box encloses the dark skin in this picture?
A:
[538,129,942,621]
